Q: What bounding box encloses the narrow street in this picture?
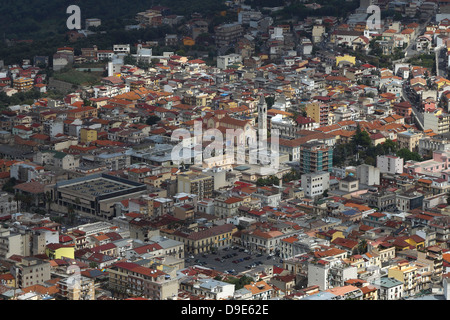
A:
[402,82,424,130]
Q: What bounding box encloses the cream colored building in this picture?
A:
[177,172,214,199]
[397,130,423,153]
[388,261,418,296]
[108,261,179,300]
[57,276,96,300]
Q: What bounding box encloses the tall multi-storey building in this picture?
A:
[388,261,418,296]
[214,22,243,47]
[306,102,331,126]
[376,155,404,174]
[397,130,423,153]
[13,77,33,92]
[0,227,31,258]
[301,171,330,198]
[423,111,450,134]
[356,164,380,186]
[14,257,51,289]
[299,141,333,174]
[177,172,214,199]
[57,276,96,300]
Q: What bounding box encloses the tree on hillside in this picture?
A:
[146,115,161,126]
[352,124,372,149]
[396,148,422,162]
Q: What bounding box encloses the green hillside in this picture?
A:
[0,0,227,40]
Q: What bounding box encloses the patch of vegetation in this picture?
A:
[1,178,18,193]
[0,0,227,40]
[256,175,280,187]
[396,148,423,162]
[52,68,102,86]
[0,89,64,109]
[146,115,161,126]
[333,127,423,167]
[221,275,254,290]
[407,54,435,70]
[277,0,359,20]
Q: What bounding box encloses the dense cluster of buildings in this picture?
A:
[1,0,450,301]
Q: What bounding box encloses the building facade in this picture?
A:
[177,172,214,199]
[52,173,147,220]
[107,261,178,300]
[301,171,330,198]
[377,155,404,174]
[14,257,51,289]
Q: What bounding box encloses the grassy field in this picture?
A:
[53,68,103,86]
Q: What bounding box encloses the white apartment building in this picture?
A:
[97,50,114,61]
[307,257,357,290]
[251,189,282,207]
[376,155,404,174]
[356,164,380,186]
[423,111,450,134]
[373,277,404,300]
[185,278,235,300]
[301,171,330,198]
[280,233,330,259]
[217,53,242,69]
[0,227,31,258]
[113,44,130,54]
